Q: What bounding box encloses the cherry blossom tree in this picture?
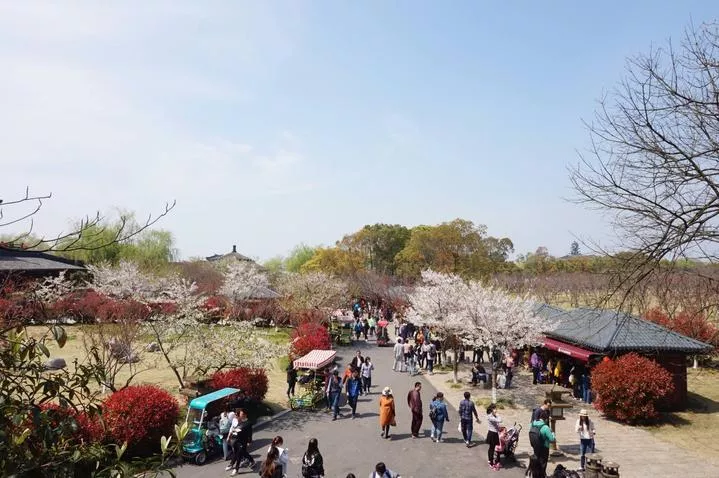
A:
[406,271,472,383]
[462,281,549,402]
[407,270,552,402]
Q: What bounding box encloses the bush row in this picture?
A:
[38,366,270,458]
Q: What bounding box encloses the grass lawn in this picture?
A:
[644,368,719,459]
[25,324,292,412]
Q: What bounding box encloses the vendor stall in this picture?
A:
[290,350,337,410]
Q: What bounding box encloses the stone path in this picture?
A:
[420,356,719,478]
[176,339,525,478]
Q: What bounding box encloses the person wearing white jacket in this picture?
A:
[575,409,596,471]
[266,436,288,477]
[392,338,405,372]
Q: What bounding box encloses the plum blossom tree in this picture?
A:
[184,321,287,377]
[219,261,271,301]
[89,262,203,388]
[277,271,348,314]
[89,262,285,388]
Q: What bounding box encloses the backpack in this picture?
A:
[551,464,581,478]
[301,453,313,477]
[429,404,438,421]
[528,424,543,450]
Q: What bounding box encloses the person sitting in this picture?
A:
[471,364,488,385]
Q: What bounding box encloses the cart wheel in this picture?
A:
[194,451,207,466]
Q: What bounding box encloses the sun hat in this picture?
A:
[382,386,392,396]
[579,409,588,417]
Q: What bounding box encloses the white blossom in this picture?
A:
[406,270,553,397]
[277,271,348,312]
[183,322,288,377]
[87,261,285,387]
[219,261,270,301]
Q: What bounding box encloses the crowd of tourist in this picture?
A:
[219,298,598,477]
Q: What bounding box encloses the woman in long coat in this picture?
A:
[379,386,396,439]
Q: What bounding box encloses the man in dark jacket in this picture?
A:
[226,408,255,475]
[407,382,423,438]
[350,350,365,371]
[346,369,363,418]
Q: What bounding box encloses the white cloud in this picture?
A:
[0,2,313,257]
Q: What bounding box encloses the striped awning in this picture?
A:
[293,349,336,370]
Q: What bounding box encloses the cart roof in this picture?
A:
[293,349,337,370]
[189,387,240,409]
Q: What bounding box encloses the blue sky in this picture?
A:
[1,2,716,261]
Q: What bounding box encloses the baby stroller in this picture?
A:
[497,422,522,461]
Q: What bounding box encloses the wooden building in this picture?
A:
[533,304,714,410]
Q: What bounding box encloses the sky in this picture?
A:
[1,1,717,261]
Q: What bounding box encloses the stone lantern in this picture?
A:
[538,384,573,454]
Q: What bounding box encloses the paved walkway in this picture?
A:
[176,339,525,478]
[421,356,719,478]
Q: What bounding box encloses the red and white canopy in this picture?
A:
[293,349,337,370]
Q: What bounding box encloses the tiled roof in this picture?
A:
[0,247,85,272]
[246,285,280,300]
[534,304,713,354]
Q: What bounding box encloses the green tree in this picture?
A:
[340,224,411,275]
[283,243,317,273]
[57,214,176,269]
[394,219,513,279]
[301,247,365,277]
[262,255,285,284]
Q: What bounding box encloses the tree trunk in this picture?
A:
[490,345,498,404]
[453,346,459,383]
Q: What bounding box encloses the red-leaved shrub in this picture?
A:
[288,309,329,327]
[592,353,674,423]
[644,308,719,349]
[38,403,104,444]
[103,385,179,456]
[290,322,332,359]
[210,367,269,401]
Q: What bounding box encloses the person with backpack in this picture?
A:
[369,462,400,478]
[531,399,552,422]
[458,391,480,447]
[301,438,324,478]
[219,407,236,460]
[529,409,556,478]
[485,403,502,469]
[429,392,449,442]
[575,409,596,471]
[259,447,283,478]
[266,436,288,477]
